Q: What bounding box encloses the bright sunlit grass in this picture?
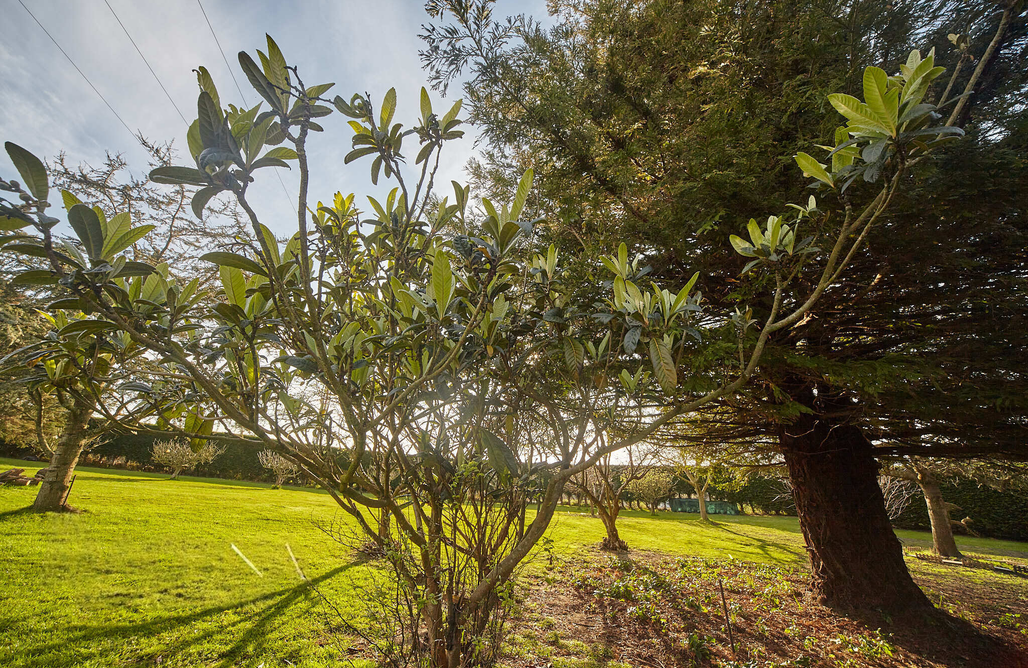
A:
[1,457,1024,667]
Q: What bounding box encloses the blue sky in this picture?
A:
[1,0,545,236]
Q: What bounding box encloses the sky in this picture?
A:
[0,0,547,237]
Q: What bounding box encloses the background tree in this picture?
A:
[677,458,716,522]
[626,467,674,515]
[152,439,222,480]
[569,445,652,549]
[877,472,919,521]
[258,449,299,487]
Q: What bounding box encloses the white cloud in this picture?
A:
[2,0,548,237]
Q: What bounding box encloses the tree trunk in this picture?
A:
[780,411,931,613]
[33,396,92,512]
[697,484,709,521]
[915,469,962,558]
[599,514,627,550]
[378,506,392,542]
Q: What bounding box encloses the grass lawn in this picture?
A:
[1,458,1026,667]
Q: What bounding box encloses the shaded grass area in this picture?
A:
[2,458,1026,667]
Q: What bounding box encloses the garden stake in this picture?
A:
[60,474,76,509]
[718,576,735,654]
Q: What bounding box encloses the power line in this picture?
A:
[195,0,295,211]
[16,0,139,145]
[104,0,188,126]
[195,0,248,104]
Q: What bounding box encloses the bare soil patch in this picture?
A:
[502,548,1028,668]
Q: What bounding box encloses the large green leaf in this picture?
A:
[103,225,155,259]
[59,319,118,337]
[794,152,834,187]
[196,91,222,149]
[432,250,453,318]
[191,186,222,219]
[250,157,291,171]
[649,338,677,394]
[195,65,221,111]
[186,120,204,160]
[116,261,156,277]
[149,166,208,186]
[262,147,298,161]
[201,251,267,277]
[509,168,534,222]
[420,86,432,121]
[264,35,290,103]
[239,51,281,112]
[827,94,888,134]
[481,429,519,478]
[68,204,104,260]
[220,265,246,307]
[0,216,31,232]
[12,269,58,285]
[380,88,397,128]
[862,67,896,135]
[258,224,280,266]
[5,142,48,202]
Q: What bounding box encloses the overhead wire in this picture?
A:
[195,0,250,106]
[195,0,296,213]
[16,0,141,146]
[104,0,189,127]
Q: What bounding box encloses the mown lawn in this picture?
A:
[1,457,1025,668]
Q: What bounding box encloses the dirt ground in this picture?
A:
[500,549,1028,668]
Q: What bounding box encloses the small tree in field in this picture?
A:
[152,440,220,480]
[258,449,299,488]
[628,468,674,515]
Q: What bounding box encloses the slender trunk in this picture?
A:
[915,469,962,558]
[698,481,710,521]
[780,410,930,613]
[378,506,392,541]
[33,395,92,512]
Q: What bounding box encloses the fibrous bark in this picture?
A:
[780,411,931,613]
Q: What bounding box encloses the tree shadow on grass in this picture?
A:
[9,564,354,668]
[846,605,1028,668]
[703,521,805,562]
[0,506,38,521]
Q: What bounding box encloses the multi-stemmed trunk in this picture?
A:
[780,406,931,613]
[33,395,93,512]
[597,505,627,550]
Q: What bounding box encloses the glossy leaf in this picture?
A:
[68,204,104,260]
[794,152,834,187]
[150,166,208,186]
[4,142,48,202]
[649,338,676,394]
[201,251,267,276]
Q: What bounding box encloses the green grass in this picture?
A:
[1,457,1025,667]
